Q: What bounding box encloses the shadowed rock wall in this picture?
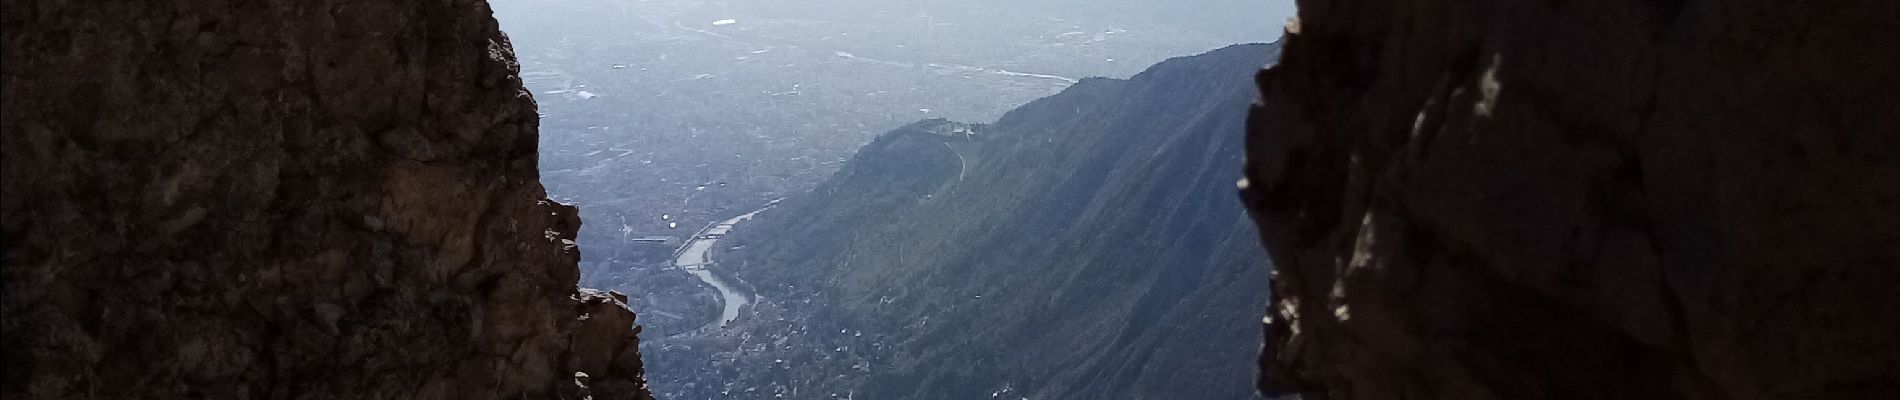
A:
[1243,1,1899,399]
[1,1,651,399]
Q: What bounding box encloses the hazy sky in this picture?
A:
[786,0,1302,42]
[1140,0,1298,41]
[1247,0,1301,39]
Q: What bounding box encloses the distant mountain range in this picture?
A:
[717,42,1280,400]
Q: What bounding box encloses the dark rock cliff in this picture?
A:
[1242,1,1899,399]
[1,1,651,399]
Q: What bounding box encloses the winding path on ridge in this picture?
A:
[944,142,968,183]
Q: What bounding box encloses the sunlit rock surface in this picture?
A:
[1,1,652,399]
[1242,1,1899,399]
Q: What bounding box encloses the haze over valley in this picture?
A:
[490,0,1283,337]
[491,0,1289,398]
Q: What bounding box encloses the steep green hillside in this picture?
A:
[721,43,1278,400]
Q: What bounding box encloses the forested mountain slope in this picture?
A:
[719,43,1279,400]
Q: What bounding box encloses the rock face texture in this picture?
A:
[1,1,651,399]
[1242,1,1900,399]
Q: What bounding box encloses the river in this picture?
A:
[673,207,771,330]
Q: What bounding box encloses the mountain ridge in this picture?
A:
[702,42,1281,400]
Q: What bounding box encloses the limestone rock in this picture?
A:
[0,1,651,399]
[1242,1,1899,399]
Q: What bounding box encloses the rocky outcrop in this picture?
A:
[1,1,650,399]
[1241,1,1900,399]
